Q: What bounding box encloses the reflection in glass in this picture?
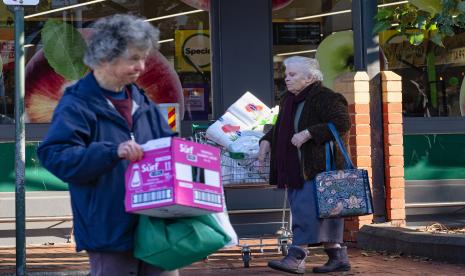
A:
[0,0,211,124]
[272,0,465,118]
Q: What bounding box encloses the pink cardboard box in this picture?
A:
[125,137,223,217]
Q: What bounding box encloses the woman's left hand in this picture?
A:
[291,130,311,148]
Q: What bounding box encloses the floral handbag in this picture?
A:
[313,123,374,219]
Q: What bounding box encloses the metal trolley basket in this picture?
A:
[194,130,269,184]
[221,151,269,185]
[193,131,292,267]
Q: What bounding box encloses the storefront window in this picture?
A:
[272,0,352,101]
[0,2,14,124]
[0,0,211,125]
[272,0,465,118]
[381,31,465,118]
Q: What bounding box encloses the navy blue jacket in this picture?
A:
[38,72,174,252]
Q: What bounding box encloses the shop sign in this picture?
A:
[3,0,39,5]
[273,22,320,45]
[382,41,455,69]
[380,31,465,68]
[184,87,206,111]
[446,47,465,64]
[182,84,209,120]
[175,30,210,72]
[51,0,78,8]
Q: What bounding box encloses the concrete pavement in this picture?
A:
[1,240,464,275]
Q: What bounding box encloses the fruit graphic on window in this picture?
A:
[25,24,184,123]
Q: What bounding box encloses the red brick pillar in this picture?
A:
[381,71,406,226]
[334,72,374,242]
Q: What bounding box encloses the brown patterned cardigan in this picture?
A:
[261,82,351,189]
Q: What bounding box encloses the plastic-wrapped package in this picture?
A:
[227,131,263,158]
[227,91,272,127]
[205,112,249,148]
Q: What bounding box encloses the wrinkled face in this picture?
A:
[103,46,150,87]
[285,64,313,95]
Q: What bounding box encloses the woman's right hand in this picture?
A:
[117,140,144,162]
[258,140,271,172]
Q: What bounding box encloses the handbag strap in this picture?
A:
[325,123,355,170]
[325,142,336,171]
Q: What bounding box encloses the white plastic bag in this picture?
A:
[227,134,262,158]
[212,211,238,247]
[212,191,238,247]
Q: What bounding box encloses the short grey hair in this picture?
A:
[283,56,323,82]
[84,14,160,69]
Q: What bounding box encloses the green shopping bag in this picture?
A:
[134,214,231,271]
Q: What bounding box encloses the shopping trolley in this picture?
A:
[193,130,293,267]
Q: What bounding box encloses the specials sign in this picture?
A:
[175,30,211,72]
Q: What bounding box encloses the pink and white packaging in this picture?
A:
[125,137,223,218]
[205,111,249,148]
[227,91,272,127]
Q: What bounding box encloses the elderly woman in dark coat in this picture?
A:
[259,56,351,274]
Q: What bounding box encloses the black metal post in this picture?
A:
[209,0,223,119]
[209,0,274,119]
[352,0,365,71]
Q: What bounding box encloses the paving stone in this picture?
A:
[1,241,464,275]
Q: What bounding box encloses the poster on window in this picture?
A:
[0,40,14,66]
[0,4,14,28]
[175,30,211,72]
[183,84,209,120]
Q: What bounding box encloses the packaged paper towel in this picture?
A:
[227,92,272,127]
[205,112,249,148]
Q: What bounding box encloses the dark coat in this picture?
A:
[37,73,174,252]
[261,82,351,189]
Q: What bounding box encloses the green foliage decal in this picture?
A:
[41,19,88,80]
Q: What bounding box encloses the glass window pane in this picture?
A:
[0,3,14,123]
[0,0,211,126]
[272,0,352,102]
[273,0,465,118]
[381,32,465,117]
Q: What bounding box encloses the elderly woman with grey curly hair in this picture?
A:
[38,14,178,276]
[259,56,351,274]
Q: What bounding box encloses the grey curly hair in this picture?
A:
[283,56,324,82]
[84,14,160,69]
